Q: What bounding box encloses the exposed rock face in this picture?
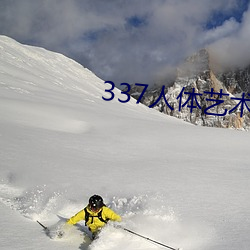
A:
[129,49,250,130]
[217,66,250,94]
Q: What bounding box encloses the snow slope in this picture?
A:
[0,35,250,250]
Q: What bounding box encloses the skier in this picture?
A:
[66,194,121,239]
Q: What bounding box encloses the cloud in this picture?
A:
[0,0,249,85]
[209,4,250,69]
[200,18,240,45]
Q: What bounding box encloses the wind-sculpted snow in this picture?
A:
[0,99,91,134]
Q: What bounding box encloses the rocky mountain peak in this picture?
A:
[177,48,210,78]
[129,48,250,130]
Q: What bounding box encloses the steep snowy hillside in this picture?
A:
[0,36,250,250]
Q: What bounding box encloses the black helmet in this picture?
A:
[89,195,104,210]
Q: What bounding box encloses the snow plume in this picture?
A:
[0,0,249,85]
[0,181,213,250]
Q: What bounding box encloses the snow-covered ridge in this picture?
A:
[0,36,132,133]
[0,36,170,133]
[0,35,110,102]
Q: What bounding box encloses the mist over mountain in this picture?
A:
[129,48,250,130]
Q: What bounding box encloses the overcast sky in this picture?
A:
[0,0,249,85]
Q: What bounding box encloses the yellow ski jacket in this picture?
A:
[67,206,121,233]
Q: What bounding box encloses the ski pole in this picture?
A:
[37,220,48,231]
[122,227,180,250]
